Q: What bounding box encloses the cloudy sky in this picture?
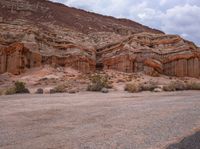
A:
[51,0,200,45]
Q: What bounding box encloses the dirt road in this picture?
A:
[0,91,200,149]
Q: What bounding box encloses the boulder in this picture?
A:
[101,88,109,93]
[153,88,163,92]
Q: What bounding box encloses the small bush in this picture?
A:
[187,82,200,90]
[141,81,158,91]
[5,81,29,95]
[52,84,66,93]
[5,87,17,95]
[125,83,141,93]
[35,88,44,94]
[125,81,159,93]
[87,74,109,91]
[163,81,186,92]
[15,81,29,93]
[87,84,102,91]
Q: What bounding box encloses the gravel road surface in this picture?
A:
[0,91,200,149]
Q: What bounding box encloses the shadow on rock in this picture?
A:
[166,131,200,149]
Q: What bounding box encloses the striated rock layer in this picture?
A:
[0,0,200,77]
[97,33,200,77]
[0,43,95,75]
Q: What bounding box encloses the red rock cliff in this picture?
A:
[0,0,200,78]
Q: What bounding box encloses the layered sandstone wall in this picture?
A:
[0,0,200,78]
[0,21,96,75]
[98,33,200,77]
[0,43,95,75]
[164,58,200,77]
[1,27,200,78]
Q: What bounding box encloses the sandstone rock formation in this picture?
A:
[0,43,95,75]
[98,33,200,77]
[0,0,200,77]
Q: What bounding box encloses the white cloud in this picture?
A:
[160,0,167,5]
[160,4,200,44]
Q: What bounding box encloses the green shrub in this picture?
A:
[35,88,44,94]
[87,74,109,91]
[52,84,66,93]
[125,83,141,93]
[163,81,186,92]
[5,81,29,95]
[87,84,102,91]
[15,81,30,93]
[163,84,176,92]
[187,82,200,90]
[5,87,17,95]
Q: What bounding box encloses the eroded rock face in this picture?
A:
[98,33,200,77]
[0,0,200,77]
[0,22,96,74]
[0,0,162,75]
[0,43,95,75]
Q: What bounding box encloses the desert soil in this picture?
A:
[0,91,200,149]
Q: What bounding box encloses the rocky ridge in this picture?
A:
[0,0,200,77]
[98,33,200,77]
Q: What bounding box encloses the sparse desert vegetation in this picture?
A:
[4,81,30,95]
[87,74,110,92]
[125,80,200,93]
[141,81,158,91]
[35,88,44,94]
[125,81,159,93]
[163,81,200,92]
[186,82,200,90]
[124,83,142,93]
[163,81,187,92]
[1,71,200,95]
[1,68,200,96]
[51,84,67,93]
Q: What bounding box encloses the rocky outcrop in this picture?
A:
[98,33,200,77]
[0,0,162,75]
[0,43,95,75]
[0,0,200,78]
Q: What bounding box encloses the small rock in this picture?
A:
[101,88,109,93]
[35,88,44,94]
[153,88,163,92]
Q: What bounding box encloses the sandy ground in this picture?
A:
[0,91,200,149]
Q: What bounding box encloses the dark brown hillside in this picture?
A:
[0,0,163,34]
